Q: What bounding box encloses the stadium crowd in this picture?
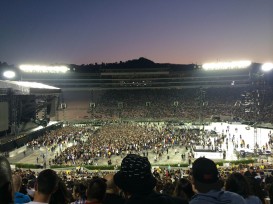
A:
[27,123,239,167]
[62,87,273,123]
[26,123,272,167]
[3,154,273,203]
[1,86,273,203]
[2,122,273,203]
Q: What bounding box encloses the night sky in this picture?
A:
[0,0,272,65]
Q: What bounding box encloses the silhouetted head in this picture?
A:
[0,156,13,203]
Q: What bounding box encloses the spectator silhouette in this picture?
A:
[173,178,195,201]
[114,154,188,204]
[190,157,246,204]
[244,166,257,179]
[28,169,59,204]
[225,172,262,204]
[103,173,125,204]
[0,156,13,204]
[86,177,107,204]
[49,178,71,204]
[13,174,31,203]
[71,183,87,204]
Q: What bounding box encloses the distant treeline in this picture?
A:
[0,57,196,73]
[70,57,196,73]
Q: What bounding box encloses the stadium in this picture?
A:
[1,58,273,161]
[1,58,273,202]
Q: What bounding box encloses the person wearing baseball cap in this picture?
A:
[190,157,246,204]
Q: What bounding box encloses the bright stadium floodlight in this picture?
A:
[19,64,69,73]
[16,81,60,89]
[261,62,273,72]
[202,60,252,71]
[3,70,16,79]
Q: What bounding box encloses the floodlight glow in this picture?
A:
[19,65,69,73]
[16,81,60,89]
[202,61,252,70]
[261,63,273,72]
[3,70,16,79]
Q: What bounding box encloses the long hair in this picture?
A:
[225,172,251,198]
[173,178,195,201]
[49,179,71,204]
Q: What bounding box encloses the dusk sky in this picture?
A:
[0,0,272,65]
